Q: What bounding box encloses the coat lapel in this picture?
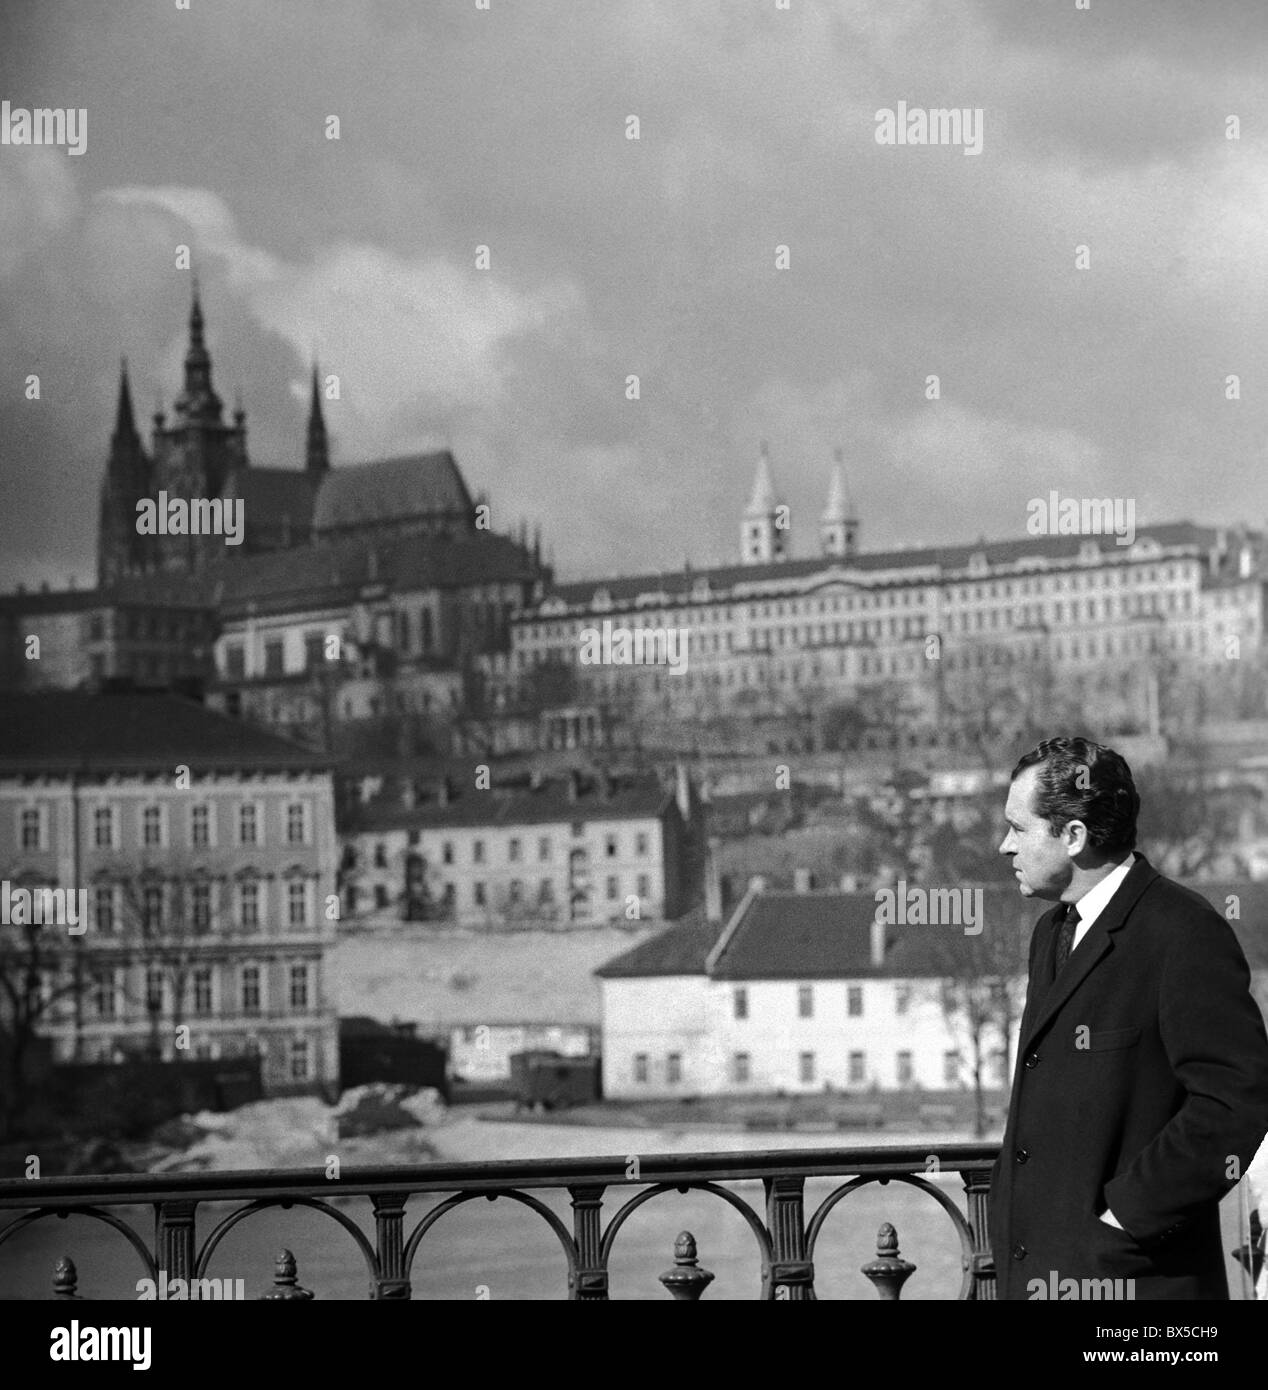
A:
[1020,855,1160,1051]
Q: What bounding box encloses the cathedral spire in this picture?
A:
[740,440,787,565]
[112,358,139,442]
[306,363,329,473]
[821,446,859,559]
[174,278,223,424]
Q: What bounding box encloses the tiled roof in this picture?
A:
[346,775,672,832]
[594,913,722,978]
[221,467,317,535]
[540,522,1217,611]
[595,878,1268,981]
[0,691,330,774]
[312,452,474,533]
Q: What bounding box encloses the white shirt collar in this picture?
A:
[1069,851,1136,944]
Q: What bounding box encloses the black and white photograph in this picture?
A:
[2,0,1268,1358]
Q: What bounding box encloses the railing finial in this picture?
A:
[862,1221,916,1299]
[260,1248,315,1300]
[53,1255,83,1299]
[659,1230,715,1300]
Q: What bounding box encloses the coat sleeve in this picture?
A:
[1104,910,1268,1246]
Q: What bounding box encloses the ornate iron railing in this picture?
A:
[0,1142,999,1300]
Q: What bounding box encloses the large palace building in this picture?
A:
[497,446,1267,748]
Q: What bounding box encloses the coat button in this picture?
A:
[1015,1148,1028,1164]
[1023,1053,1039,1068]
[1012,1243,1027,1259]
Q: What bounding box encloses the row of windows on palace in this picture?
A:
[521,559,1207,641]
[526,590,1210,661]
[630,1048,1009,1087]
[363,828,656,868]
[352,872,656,913]
[44,959,318,1022]
[73,1029,318,1079]
[73,879,320,933]
[15,799,318,852]
[733,983,935,1018]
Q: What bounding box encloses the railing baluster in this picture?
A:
[862,1221,915,1299]
[371,1192,410,1300]
[764,1174,813,1300]
[155,1197,196,1291]
[659,1231,713,1300]
[568,1184,607,1300]
[961,1167,996,1300]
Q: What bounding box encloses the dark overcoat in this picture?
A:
[990,855,1268,1300]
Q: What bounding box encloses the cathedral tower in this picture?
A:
[740,441,788,565]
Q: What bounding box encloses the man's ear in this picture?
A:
[1063,819,1089,856]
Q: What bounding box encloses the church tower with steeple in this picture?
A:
[145,283,249,571]
[820,447,859,559]
[96,360,152,586]
[305,365,329,474]
[740,441,788,565]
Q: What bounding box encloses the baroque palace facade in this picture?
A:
[494,448,1267,748]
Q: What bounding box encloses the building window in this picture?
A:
[473,840,485,864]
[667,1053,682,1084]
[732,1052,751,1085]
[799,1051,815,1084]
[605,835,618,858]
[848,1051,866,1085]
[538,837,551,862]
[895,985,911,1015]
[473,882,486,907]
[373,841,387,868]
[636,873,650,898]
[442,841,454,865]
[634,1053,649,1084]
[508,837,522,862]
[142,884,164,933]
[20,807,43,851]
[734,986,748,1020]
[286,803,308,845]
[289,963,310,1010]
[192,967,213,1017]
[797,984,813,1018]
[93,806,115,850]
[290,1037,310,1081]
[224,644,245,679]
[190,882,212,934]
[94,885,117,934]
[374,885,389,909]
[635,832,649,856]
[943,1050,961,1086]
[538,878,554,904]
[91,970,118,1020]
[606,875,619,901]
[264,638,283,676]
[142,804,163,848]
[304,632,325,669]
[242,965,261,1016]
[145,966,164,1014]
[288,881,308,927]
[239,881,260,931]
[897,1051,914,1086]
[508,878,523,905]
[190,803,211,848]
[238,803,259,846]
[847,985,863,1017]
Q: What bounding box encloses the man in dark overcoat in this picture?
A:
[991,736,1268,1300]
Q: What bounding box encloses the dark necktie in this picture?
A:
[1054,903,1081,975]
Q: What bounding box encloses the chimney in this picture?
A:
[870,911,886,968]
[704,837,723,922]
[793,867,814,893]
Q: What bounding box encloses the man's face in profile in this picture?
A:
[1000,764,1071,902]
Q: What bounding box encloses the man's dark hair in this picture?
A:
[1010,736,1139,855]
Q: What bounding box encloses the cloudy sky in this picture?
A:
[1,0,1265,590]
